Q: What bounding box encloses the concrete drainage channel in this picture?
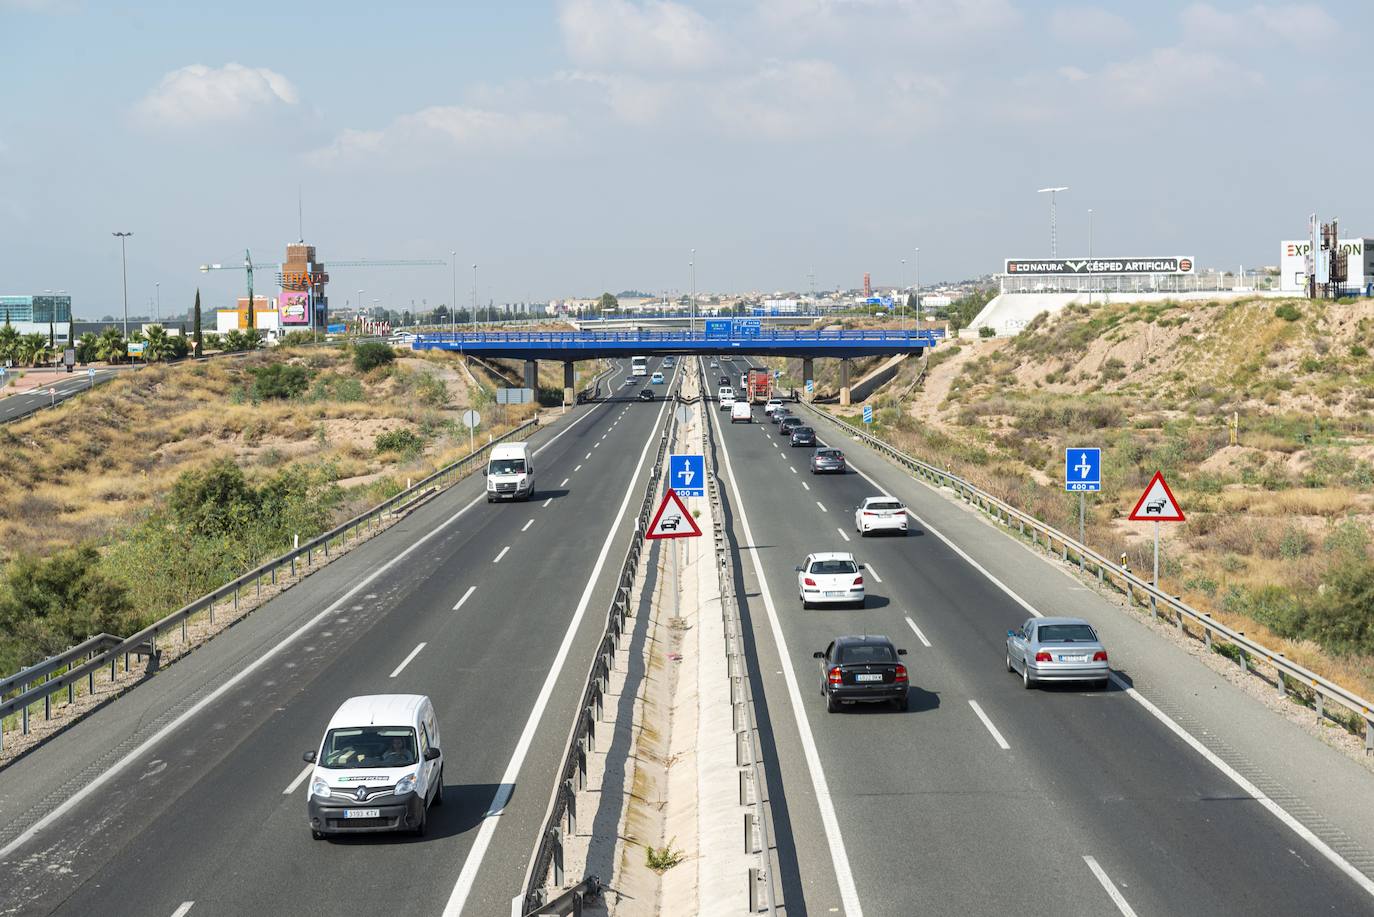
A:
[521,357,780,916]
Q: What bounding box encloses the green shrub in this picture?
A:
[0,546,133,673]
[1274,303,1301,322]
[277,330,317,348]
[375,428,424,455]
[353,342,396,372]
[1278,524,1312,560]
[249,363,312,400]
[1352,344,1368,358]
[309,374,364,402]
[978,325,995,338]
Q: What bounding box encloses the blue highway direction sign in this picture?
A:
[669,453,706,497]
[1065,448,1101,492]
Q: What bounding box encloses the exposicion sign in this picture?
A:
[1005,257,1195,275]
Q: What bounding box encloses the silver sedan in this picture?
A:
[1006,617,1110,689]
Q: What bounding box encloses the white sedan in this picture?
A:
[855,497,908,536]
[796,552,865,608]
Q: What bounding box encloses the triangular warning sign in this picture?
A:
[1127,471,1186,522]
[645,489,702,539]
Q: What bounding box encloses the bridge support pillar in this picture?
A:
[802,358,814,400]
[524,359,538,394]
[563,361,575,407]
[838,359,851,407]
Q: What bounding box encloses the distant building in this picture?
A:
[216,296,280,335]
[862,273,872,297]
[0,294,73,342]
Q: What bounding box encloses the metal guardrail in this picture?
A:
[698,359,781,913]
[0,418,539,750]
[415,329,944,344]
[801,403,1374,750]
[520,367,683,916]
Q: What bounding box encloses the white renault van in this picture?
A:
[485,441,534,502]
[305,694,443,838]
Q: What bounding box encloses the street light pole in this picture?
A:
[914,247,920,329]
[155,281,160,325]
[900,258,906,329]
[1088,208,1095,304]
[112,232,132,338]
[690,248,696,333]
[471,264,478,329]
[1037,187,1069,257]
[450,252,457,336]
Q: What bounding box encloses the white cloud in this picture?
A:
[1049,5,1134,43]
[306,106,567,167]
[708,59,855,140]
[756,0,1022,47]
[135,63,298,126]
[1098,46,1263,109]
[1181,3,1338,49]
[557,70,676,124]
[558,0,723,71]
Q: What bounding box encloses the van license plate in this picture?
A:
[344,808,380,819]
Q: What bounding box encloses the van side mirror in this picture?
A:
[481,468,487,476]
[423,747,441,761]
[897,648,908,655]
[812,651,825,659]
[794,565,804,572]
[302,750,317,763]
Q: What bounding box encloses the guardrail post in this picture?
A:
[577,738,588,789]
[1202,615,1213,650]
[181,614,188,643]
[1365,718,1373,755]
[291,555,297,577]
[21,699,28,735]
[272,564,278,586]
[565,779,577,835]
[552,827,565,887]
[1276,658,1287,697]
[744,811,758,854]
[1314,689,1323,721]
[749,867,762,913]
[234,587,240,614]
[1238,641,1248,674]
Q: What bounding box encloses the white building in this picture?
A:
[1279,237,1374,293]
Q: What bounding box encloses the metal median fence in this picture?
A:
[800,402,1374,751]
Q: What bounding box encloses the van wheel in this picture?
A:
[486,495,495,504]
[432,767,444,807]
[312,829,324,840]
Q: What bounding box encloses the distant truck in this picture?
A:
[747,368,771,404]
[485,442,534,502]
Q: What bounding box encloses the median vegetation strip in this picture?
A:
[0,341,543,753]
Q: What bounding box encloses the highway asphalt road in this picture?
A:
[0,357,678,917]
[0,367,120,423]
[708,355,1374,917]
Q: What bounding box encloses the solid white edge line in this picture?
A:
[837,528,850,542]
[817,422,1374,902]
[441,392,672,917]
[864,562,882,583]
[453,585,477,612]
[0,392,619,862]
[1083,855,1140,917]
[521,519,533,532]
[708,401,864,916]
[389,642,427,678]
[968,699,1010,750]
[493,545,510,564]
[282,763,313,795]
[170,903,195,917]
[904,616,932,648]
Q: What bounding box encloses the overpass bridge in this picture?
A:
[411,328,941,405]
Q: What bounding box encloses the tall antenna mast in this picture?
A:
[298,185,304,243]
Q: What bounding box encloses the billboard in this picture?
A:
[279,291,309,325]
[1279,238,1373,292]
[1004,257,1195,275]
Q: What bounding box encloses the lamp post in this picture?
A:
[155,281,160,325]
[1088,208,1094,303]
[471,264,478,329]
[112,232,132,338]
[690,249,696,333]
[914,247,920,329]
[1037,187,1069,257]
[900,258,906,328]
[450,251,457,335]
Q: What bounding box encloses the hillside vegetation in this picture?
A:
[843,296,1374,698]
[0,343,554,675]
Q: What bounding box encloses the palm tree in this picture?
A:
[18,332,50,367]
[0,320,18,366]
[143,324,172,362]
[74,332,98,365]
[96,327,126,364]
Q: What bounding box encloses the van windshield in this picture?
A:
[320,726,417,768]
[489,459,526,475]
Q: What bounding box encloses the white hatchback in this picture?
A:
[855,497,908,536]
[796,552,865,608]
[764,398,783,416]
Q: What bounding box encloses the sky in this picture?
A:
[2,0,1370,317]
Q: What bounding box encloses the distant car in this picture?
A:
[730,401,752,423]
[769,407,791,425]
[709,360,718,368]
[663,356,675,367]
[764,398,783,416]
[638,388,655,401]
[778,416,803,437]
[855,496,908,536]
[789,426,816,447]
[650,371,665,384]
[622,375,636,386]
[796,552,865,609]
[810,448,846,474]
[814,635,909,712]
[719,376,731,388]
[1006,617,1110,690]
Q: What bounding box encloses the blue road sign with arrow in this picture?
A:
[668,453,705,498]
[1065,448,1101,492]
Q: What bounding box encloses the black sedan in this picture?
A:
[789,425,816,447]
[779,416,804,437]
[638,388,655,401]
[810,448,846,473]
[815,635,909,712]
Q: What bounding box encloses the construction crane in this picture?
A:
[199,249,271,329]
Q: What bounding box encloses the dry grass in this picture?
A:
[1218,488,1361,517]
